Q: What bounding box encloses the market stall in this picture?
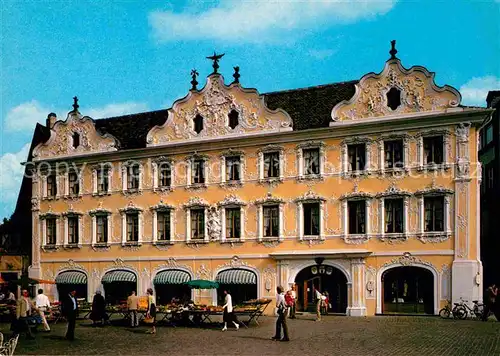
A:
[234,298,272,326]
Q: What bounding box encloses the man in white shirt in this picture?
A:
[272,286,290,341]
[35,288,51,331]
[314,287,322,321]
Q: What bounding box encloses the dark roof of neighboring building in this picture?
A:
[486,90,500,108]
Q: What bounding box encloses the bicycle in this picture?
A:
[439,300,452,318]
[452,298,484,319]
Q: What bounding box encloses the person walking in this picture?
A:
[127,291,139,327]
[90,290,107,326]
[62,290,78,341]
[146,288,156,334]
[289,285,297,319]
[483,284,498,321]
[13,289,36,339]
[272,286,289,342]
[285,290,295,319]
[35,288,51,332]
[222,290,239,331]
[314,287,322,321]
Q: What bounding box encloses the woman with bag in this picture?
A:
[145,288,156,334]
[221,290,239,331]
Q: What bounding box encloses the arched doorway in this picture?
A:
[153,269,192,305]
[382,266,434,314]
[294,265,348,314]
[55,270,88,301]
[215,269,258,305]
[101,270,137,305]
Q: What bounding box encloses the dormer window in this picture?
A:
[193,114,204,134]
[72,132,80,148]
[386,87,401,110]
[228,110,239,129]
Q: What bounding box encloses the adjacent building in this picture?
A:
[23,43,492,315]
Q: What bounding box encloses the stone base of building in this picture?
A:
[451,260,483,305]
[347,307,367,316]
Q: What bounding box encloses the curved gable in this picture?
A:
[33,110,119,161]
[147,74,293,147]
[331,58,461,123]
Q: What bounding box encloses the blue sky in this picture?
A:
[1,0,499,219]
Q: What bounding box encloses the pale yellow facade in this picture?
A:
[28,55,492,316]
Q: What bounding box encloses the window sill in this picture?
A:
[122,189,142,196]
[63,244,82,249]
[153,240,174,245]
[258,177,283,185]
[154,186,173,193]
[379,233,407,242]
[343,234,369,245]
[220,180,243,188]
[92,191,112,197]
[186,239,209,244]
[418,232,451,243]
[42,245,59,251]
[378,167,409,176]
[92,243,110,251]
[186,183,207,191]
[417,164,451,172]
[122,242,142,247]
[301,235,323,241]
[221,238,244,244]
[342,170,371,179]
[42,196,57,201]
[297,174,323,182]
[63,194,82,200]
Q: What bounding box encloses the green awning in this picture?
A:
[56,271,87,285]
[185,279,219,289]
[101,270,136,283]
[216,269,256,285]
[153,270,191,285]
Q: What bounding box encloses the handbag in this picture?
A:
[143,316,154,324]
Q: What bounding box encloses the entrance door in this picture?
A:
[303,276,321,311]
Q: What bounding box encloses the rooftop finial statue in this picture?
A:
[389,40,398,60]
[190,69,199,90]
[232,66,240,84]
[72,96,79,112]
[206,51,225,74]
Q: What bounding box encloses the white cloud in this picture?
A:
[459,76,500,106]
[309,49,338,60]
[0,143,30,213]
[4,101,149,132]
[149,0,397,43]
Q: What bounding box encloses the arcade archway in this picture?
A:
[381,266,434,314]
[294,265,348,314]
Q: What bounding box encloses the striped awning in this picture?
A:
[101,270,137,284]
[55,271,87,285]
[216,269,256,285]
[153,270,191,285]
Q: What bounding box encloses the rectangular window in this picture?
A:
[384,140,404,169]
[263,205,279,237]
[96,215,108,243]
[424,196,444,232]
[303,203,320,236]
[190,208,205,239]
[47,174,57,197]
[97,168,109,193]
[384,199,404,233]
[348,200,366,234]
[46,218,56,245]
[225,156,241,182]
[225,208,241,239]
[68,171,79,196]
[127,165,140,190]
[303,148,320,175]
[423,136,444,165]
[126,213,139,242]
[158,163,171,188]
[68,216,79,244]
[348,144,366,171]
[263,152,280,178]
[486,125,493,145]
[192,160,205,184]
[157,211,171,241]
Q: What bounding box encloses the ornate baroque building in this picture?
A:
[25,44,493,315]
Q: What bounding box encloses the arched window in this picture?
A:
[72,132,80,148]
[193,115,204,134]
[228,110,239,129]
[386,87,401,110]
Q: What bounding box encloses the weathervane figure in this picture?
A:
[206,51,225,74]
[232,66,240,84]
[72,96,79,111]
[389,40,398,60]
[190,69,199,90]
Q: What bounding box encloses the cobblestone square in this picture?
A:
[2,315,499,356]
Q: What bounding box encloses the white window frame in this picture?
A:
[340,193,373,243]
[416,131,450,170]
[296,142,325,180]
[378,135,410,173]
[258,146,285,182]
[378,196,410,239]
[65,169,83,198]
[186,155,209,188]
[296,200,325,241]
[151,205,175,244]
[186,206,209,243]
[220,205,245,242]
[257,200,285,241]
[121,161,143,193]
[42,172,59,199]
[417,194,452,236]
[92,164,112,195]
[119,207,143,245]
[89,209,112,246]
[62,213,83,247]
[341,138,372,175]
[40,214,60,247]
[220,152,245,185]
[152,158,174,191]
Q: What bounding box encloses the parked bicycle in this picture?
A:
[452,298,483,319]
[439,300,453,318]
